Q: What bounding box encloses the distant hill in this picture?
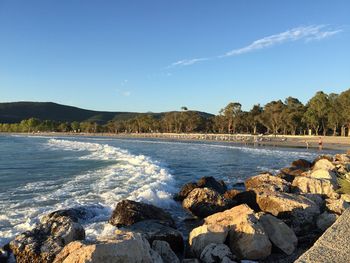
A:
[0,102,213,124]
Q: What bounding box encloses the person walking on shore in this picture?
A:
[318,137,323,150]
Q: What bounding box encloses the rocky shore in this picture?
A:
[1,152,350,263]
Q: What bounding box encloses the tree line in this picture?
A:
[1,89,350,136]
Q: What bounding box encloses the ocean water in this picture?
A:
[0,134,339,246]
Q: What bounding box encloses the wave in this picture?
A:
[0,138,177,246]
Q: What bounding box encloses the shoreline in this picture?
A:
[3,132,350,151]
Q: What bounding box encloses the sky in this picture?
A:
[0,1,349,114]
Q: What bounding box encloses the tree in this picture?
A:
[303,91,329,135]
[338,89,350,136]
[260,100,285,135]
[282,97,305,135]
[219,102,242,133]
[327,93,343,136]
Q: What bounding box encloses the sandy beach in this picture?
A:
[6,132,350,151]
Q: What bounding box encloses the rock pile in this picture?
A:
[2,153,350,263]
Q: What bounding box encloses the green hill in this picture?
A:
[0,102,213,124]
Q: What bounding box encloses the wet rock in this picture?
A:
[292,176,338,198]
[316,212,338,231]
[312,158,336,172]
[200,243,235,263]
[205,204,272,260]
[259,214,298,255]
[254,190,320,234]
[10,210,85,263]
[54,231,162,263]
[189,224,228,257]
[182,259,200,263]
[291,159,312,169]
[245,173,291,192]
[197,176,227,194]
[232,190,260,211]
[174,182,198,201]
[152,240,179,263]
[232,181,245,190]
[123,220,184,253]
[109,200,175,228]
[182,188,231,218]
[223,189,241,199]
[0,249,8,263]
[325,198,350,215]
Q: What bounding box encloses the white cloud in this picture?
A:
[170,25,342,67]
[122,91,131,97]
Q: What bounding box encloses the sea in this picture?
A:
[0,134,340,246]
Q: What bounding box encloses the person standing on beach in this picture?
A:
[318,137,323,150]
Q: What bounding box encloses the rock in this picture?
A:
[54,231,162,263]
[334,154,350,163]
[197,176,227,194]
[182,188,231,218]
[279,167,307,182]
[292,159,312,169]
[340,194,350,203]
[123,220,184,253]
[309,169,337,182]
[223,189,241,199]
[205,204,272,260]
[174,182,198,201]
[312,158,335,171]
[325,198,350,215]
[245,173,291,192]
[301,193,325,208]
[232,181,245,190]
[152,240,179,263]
[10,210,85,263]
[232,191,260,211]
[254,190,320,234]
[316,212,338,231]
[200,243,235,263]
[221,257,238,263]
[109,200,175,228]
[182,259,200,263]
[259,214,298,255]
[189,224,228,257]
[292,176,338,198]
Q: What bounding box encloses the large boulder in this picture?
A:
[334,154,350,164]
[291,159,312,169]
[205,204,272,260]
[316,212,338,231]
[309,169,337,182]
[109,200,175,228]
[123,220,184,253]
[325,198,350,215]
[254,190,320,233]
[182,188,231,218]
[200,243,236,263]
[312,158,335,172]
[54,231,162,263]
[278,167,307,182]
[245,173,291,192]
[10,210,85,263]
[259,214,298,255]
[174,182,198,201]
[152,240,179,263]
[197,177,227,194]
[189,224,228,257]
[292,176,338,198]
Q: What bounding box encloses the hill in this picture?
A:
[0,102,213,124]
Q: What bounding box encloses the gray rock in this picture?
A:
[259,214,298,255]
[152,240,179,263]
[200,243,235,263]
[316,212,338,231]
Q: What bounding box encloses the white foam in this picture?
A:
[0,138,177,246]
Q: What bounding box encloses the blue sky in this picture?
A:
[0,1,349,114]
